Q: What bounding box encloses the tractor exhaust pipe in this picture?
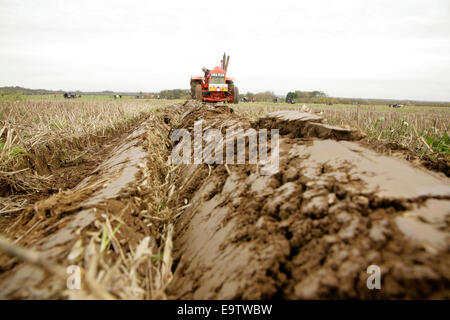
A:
[225,55,230,74]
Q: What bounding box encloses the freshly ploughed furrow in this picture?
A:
[167,101,450,299]
[0,125,150,298]
[0,101,449,299]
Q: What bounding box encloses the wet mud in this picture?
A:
[167,104,450,299]
[0,126,148,298]
[1,101,449,299]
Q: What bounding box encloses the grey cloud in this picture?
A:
[0,0,449,100]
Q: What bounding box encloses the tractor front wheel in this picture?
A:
[233,86,239,104]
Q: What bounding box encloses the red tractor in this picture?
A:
[190,53,239,104]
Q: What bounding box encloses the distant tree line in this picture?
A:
[0,86,115,96]
[158,89,190,100]
[239,91,278,102]
[2,86,449,107]
[285,91,371,105]
[286,90,327,103]
[236,89,450,107]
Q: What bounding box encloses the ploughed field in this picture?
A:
[0,97,449,299]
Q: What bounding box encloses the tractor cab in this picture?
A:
[207,67,228,92]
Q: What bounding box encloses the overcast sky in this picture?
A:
[0,0,449,100]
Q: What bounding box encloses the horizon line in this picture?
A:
[1,85,449,104]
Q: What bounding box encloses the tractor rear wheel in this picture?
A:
[191,82,202,101]
[233,86,239,104]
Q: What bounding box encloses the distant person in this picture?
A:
[202,67,210,78]
[54,93,56,98]
[252,97,255,103]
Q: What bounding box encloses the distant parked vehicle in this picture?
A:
[63,92,76,99]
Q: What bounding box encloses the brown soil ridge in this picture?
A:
[1,101,449,299]
[257,110,365,141]
[167,102,450,299]
[0,125,148,298]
